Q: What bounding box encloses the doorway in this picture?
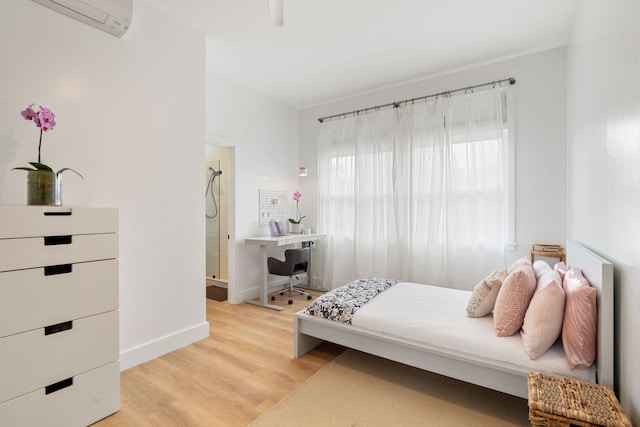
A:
[205,143,230,300]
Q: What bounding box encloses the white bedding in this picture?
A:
[295,242,613,398]
[351,281,596,383]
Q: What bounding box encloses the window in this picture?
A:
[317,85,514,289]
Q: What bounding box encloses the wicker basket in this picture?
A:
[527,372,632,427]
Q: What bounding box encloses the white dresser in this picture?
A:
[0,206,120,426]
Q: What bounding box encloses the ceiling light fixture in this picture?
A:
[298,167,308,177]
[268,0,283,26]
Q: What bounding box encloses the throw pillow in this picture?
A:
[508,256,532,274]
[466,269,509,317]
[554,261,568,281]
[562,267,597,370]
[494,264,537,337]
[521,268,565,359]
[533,260,551,278]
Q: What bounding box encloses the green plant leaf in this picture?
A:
[57,168,84,179]
[11,166,36,172]
[289,216,306,224]
[28,162,53,171]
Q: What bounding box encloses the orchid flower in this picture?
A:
[289,190,306,224]
[12,103,83,178]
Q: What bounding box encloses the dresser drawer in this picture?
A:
[0,206,118,238]
[0,259,118,338]
[0,233,117,272]
[0,310,118,403]
[0,361,120,427]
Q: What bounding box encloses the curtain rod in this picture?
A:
[317,77,516,123]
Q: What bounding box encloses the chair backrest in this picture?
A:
[285,247,309,266]
[268,247,309,277]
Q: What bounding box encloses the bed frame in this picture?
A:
[294,241,614,399]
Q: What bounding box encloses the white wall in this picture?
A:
[299,48,568,287]
[206,71,300,303]
[567,0,640,422]
[0,0,208,369]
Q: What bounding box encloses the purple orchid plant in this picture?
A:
[289,190,306,224]
[12,103,83,178]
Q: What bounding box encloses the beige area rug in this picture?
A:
[250,349,530,427]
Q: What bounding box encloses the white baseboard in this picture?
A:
[236,285,259,304]
[235,277,293,304]
[119,321,210,371]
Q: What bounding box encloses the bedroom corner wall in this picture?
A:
[566,0,640,422]
[0,0,208,370]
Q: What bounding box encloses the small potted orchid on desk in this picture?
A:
[288,190,306,234]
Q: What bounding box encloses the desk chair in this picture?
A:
[268,247,313,305]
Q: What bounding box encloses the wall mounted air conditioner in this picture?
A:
[31,0,132,38]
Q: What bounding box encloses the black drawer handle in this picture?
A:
[43,211,72,216]
[45,377,73,395]
[44,235,72,246]
[44,264,73,276]
[44,320,73,336]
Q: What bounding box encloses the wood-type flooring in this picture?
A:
[93,290,343,427]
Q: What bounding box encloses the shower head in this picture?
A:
[209,167,223,177]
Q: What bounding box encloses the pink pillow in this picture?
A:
[554,261,568,281]
[508,256,532,274]
[562,267,597,369]
[494,264,537,337]
[521,269,565,359]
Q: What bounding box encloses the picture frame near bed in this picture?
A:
[293,241,613,399]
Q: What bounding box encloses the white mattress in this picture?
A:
[351,282,595,383]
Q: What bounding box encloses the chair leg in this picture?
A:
[270,275,313,304]
[287,276,294,304]
[290,275,312,301]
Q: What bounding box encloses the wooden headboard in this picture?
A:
[566,240,614,389]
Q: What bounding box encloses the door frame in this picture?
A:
[205,136,237,304]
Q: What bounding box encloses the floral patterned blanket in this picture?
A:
[304,277,399,324]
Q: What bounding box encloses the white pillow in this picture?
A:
[533,260,551,279]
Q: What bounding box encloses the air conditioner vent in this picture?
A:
[31,0,132,38]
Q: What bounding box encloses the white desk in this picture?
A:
[245,233,326,310]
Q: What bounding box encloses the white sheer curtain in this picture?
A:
[317,86,509,290]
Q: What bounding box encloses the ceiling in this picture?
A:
[146,0,580,109]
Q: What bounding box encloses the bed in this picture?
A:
[294,241,614,399]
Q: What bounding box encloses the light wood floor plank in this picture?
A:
[93,291,343,427]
